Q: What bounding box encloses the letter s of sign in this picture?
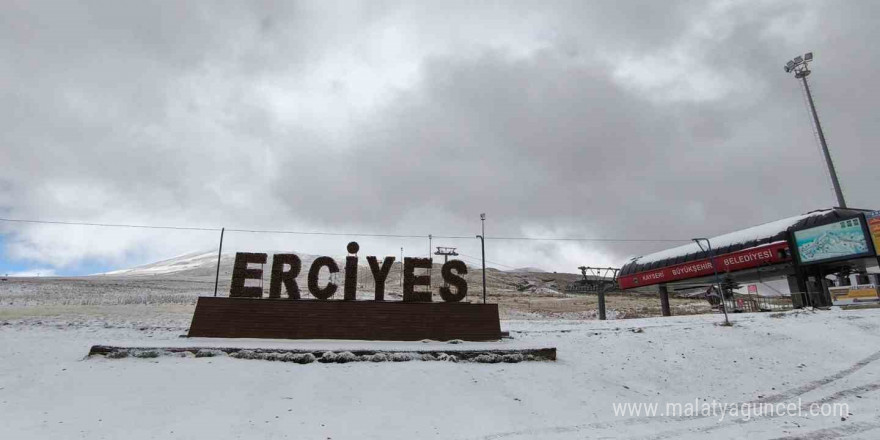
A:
[308,257,339,300]
[230,252,268,298]
[439,259,468,302]
[269,254,301,299]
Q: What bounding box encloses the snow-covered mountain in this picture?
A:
[100,251,323,279]
[103,251,226,276]
[505,267,548,273]
[96,250,585,295]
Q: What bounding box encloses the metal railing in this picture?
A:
[564,282,616,294]
[718,295,793,313]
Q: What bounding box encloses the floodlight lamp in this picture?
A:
[793,55,803,64]
[804,52,813,61]
[480,213,486,220]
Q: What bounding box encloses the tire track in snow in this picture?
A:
[631,349,880,439]
[636,381,880,440]
[467,350,880,440]
[756,349,880,404]
[770,416,880,439]
[808,381,880,406]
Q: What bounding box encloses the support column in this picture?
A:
[806,272,831,307]
[820,278,833,307]
[788,271,810,308]
[659,284,671,317]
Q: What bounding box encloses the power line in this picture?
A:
[225,227,428,239]
[0,217,689,243]
[476,236,685,243]
[0,217,220,232]
[457,253,518,270]
[0,218,424,237]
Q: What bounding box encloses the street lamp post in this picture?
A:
[784,52,847,208]
[693,238,731,326]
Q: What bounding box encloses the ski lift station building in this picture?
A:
[618,208,880,309]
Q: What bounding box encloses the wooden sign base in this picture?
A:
[187,297,502,341]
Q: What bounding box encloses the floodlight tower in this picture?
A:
[784,52,847,208]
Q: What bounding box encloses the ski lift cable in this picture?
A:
[0,217,690,243]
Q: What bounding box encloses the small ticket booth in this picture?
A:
[828,284,880,306]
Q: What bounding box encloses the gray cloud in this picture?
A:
[1,0,878,273]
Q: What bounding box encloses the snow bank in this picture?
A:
[87,345,555,364]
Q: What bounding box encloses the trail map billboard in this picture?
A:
[793,217,872,264]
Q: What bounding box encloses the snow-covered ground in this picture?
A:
[2,307,880,439]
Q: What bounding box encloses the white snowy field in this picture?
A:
[2,308,880,439]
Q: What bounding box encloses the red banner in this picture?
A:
[618,241,790,289]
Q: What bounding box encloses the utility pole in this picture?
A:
[400,246,404,291]
[434,247,459,288]
[213,227,225,297]
[785,52,847,208]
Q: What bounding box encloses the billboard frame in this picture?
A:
[865,210,880,257]
[791,214,876,266]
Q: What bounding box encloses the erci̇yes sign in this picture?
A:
[229,242,469,302]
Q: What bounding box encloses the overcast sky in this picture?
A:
[1,0,878,276]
